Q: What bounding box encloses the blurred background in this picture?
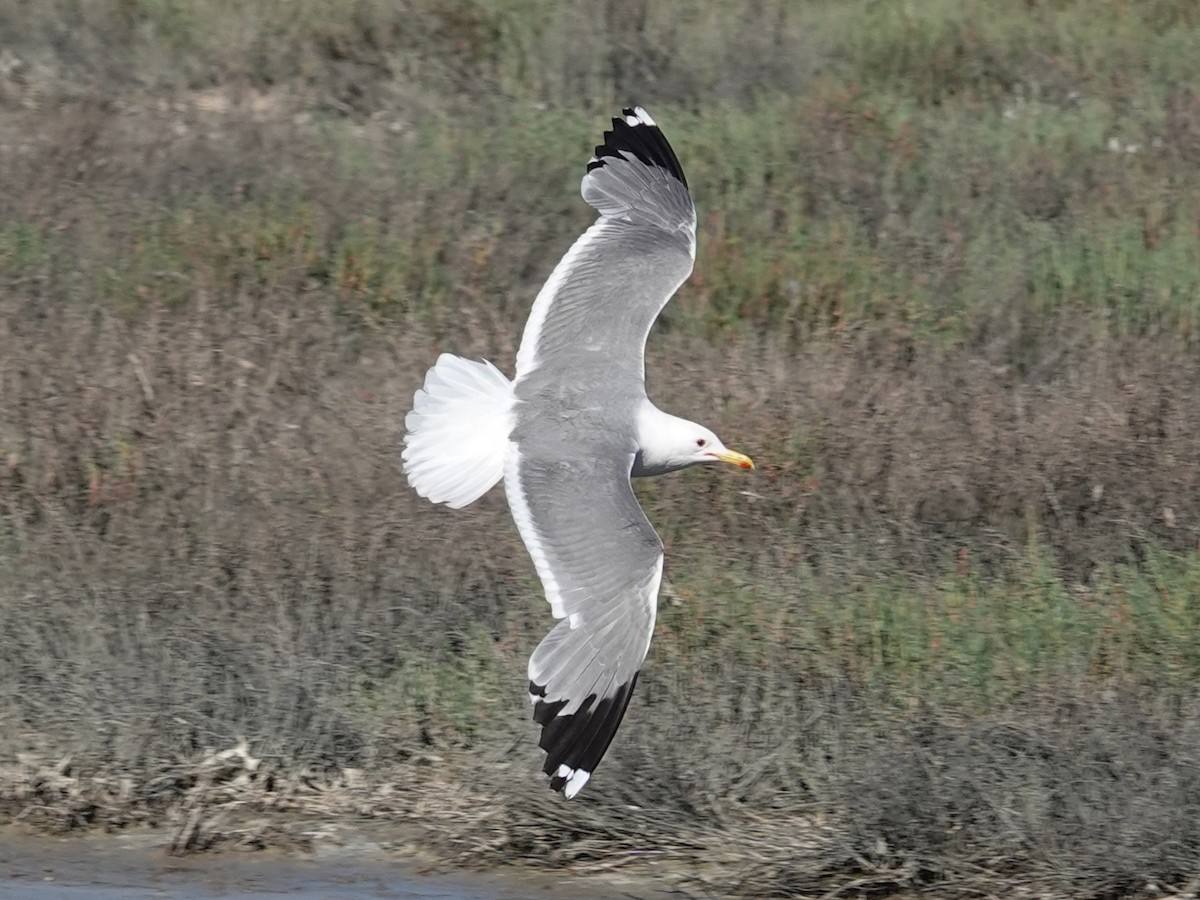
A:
[1,1,1199,895]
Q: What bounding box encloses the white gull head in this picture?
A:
[633,403,754,477]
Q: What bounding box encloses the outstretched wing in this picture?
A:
[504,444,662,798]
[514,107,697,386]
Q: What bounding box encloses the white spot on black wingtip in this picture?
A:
[623,106,656,126]
[554,764,591,799]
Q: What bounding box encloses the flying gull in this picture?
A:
[401,107,754,797]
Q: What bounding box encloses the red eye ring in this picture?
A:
[696,438,707,447]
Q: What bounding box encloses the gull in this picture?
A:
[402,107,753,797]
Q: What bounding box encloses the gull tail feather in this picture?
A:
[402,354,514,509]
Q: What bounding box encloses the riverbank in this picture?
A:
[5,691,1199,900]
[0,821,646,900]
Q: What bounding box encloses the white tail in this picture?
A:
[402,354,515,509]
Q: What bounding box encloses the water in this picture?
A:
[0,830,605,899]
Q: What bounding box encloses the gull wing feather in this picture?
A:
[504,444,662,798]
[514,107,697,385]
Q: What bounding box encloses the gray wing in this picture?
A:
[504,443,663,798]
[514,107,697,385]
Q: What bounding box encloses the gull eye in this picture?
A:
[696,438,707,447]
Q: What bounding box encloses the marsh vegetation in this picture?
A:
[2,1,1200,896]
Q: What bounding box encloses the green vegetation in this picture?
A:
[660,544,1200,710]
[2,0,1200,896]
[5,1,1200,347]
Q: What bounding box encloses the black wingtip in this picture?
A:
[530,673,641,795]
[587,106,688,189]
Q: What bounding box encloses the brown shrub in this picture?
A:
[643,331,1200,582]
[4,231,1200,757]
[2,91,1200,769]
